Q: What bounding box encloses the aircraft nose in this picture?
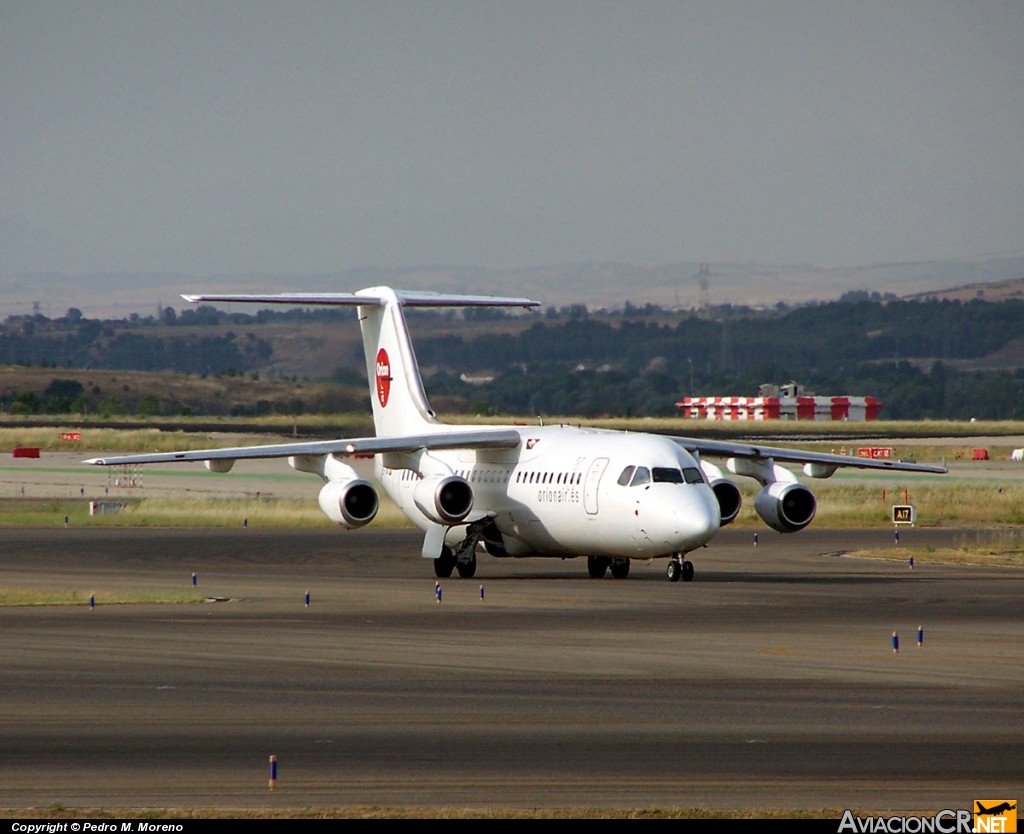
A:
[646,486,720,551]
[686,488,720,547]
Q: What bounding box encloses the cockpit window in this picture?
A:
[617,465,635,486]
[652,467,684,484]
[629,466,651,486]
[682,467,705,484]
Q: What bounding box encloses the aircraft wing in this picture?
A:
[672,436,947,476]
[84,429,522,467]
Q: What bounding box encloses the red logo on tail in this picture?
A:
[375,348,392,408]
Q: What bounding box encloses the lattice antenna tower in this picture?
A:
[697,263,711,309]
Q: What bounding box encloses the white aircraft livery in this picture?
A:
[86,287,947,582]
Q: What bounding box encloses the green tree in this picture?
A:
[8,391,41,414]
[98,396,126,416]
[137,395,160,416]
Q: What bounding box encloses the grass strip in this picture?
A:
[0,588,206,606]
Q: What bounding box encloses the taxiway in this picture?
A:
[0,525,1020,812]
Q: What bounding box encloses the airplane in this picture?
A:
[85,287,947,583]
[976,802,1016,816]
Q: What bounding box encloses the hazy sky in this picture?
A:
[3,1,1023,276]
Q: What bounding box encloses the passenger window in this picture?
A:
[630,466,651,486]
[617,466,635,486]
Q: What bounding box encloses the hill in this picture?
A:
[10,281,1024,420]
[4,253,1024,319]
[903,275,1024,303]
[0,366,368,418]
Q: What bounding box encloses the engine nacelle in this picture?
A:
[754,481,817,533]
[708,478,742,527]
[699,461,742,527]
[413,474,474,525]
[317,478,379,529]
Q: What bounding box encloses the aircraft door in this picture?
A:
[584,457,609,515]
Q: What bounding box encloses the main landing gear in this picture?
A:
[434,546,455,578]
[434,545,477,579]
[587,556,630,579]
[456,554,477,579]
[666,555,695,583]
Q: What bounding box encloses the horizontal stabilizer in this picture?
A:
[180,289,540,309]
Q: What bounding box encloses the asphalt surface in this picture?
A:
[0,524,1021,813]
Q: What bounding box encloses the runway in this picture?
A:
[0,525,1021,813]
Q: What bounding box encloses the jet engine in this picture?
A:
[413,474,474,525]
[754,481,817,533]
[708,477,742,526]
[318,478,380,529]
[699,461,742,527]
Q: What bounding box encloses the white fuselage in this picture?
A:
[376,424,721,559]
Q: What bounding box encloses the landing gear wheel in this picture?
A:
[587,556,610,578]
[666,560,681,583]
[456,554,477,579]
[682,560,695,582]
[610,559,630,579]
[434,546,455,579]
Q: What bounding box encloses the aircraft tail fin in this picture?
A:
[180,287,539,438]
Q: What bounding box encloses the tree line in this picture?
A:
[417,298,1024,419]
[4,296,1024,419]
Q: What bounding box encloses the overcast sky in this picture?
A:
[3,1,1022,277]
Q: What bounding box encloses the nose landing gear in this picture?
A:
[667,555,695,583]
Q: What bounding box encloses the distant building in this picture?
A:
[676,382,882,421]
[459,372,496,386]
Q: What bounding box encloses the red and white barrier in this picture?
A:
[676,395,882,421]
